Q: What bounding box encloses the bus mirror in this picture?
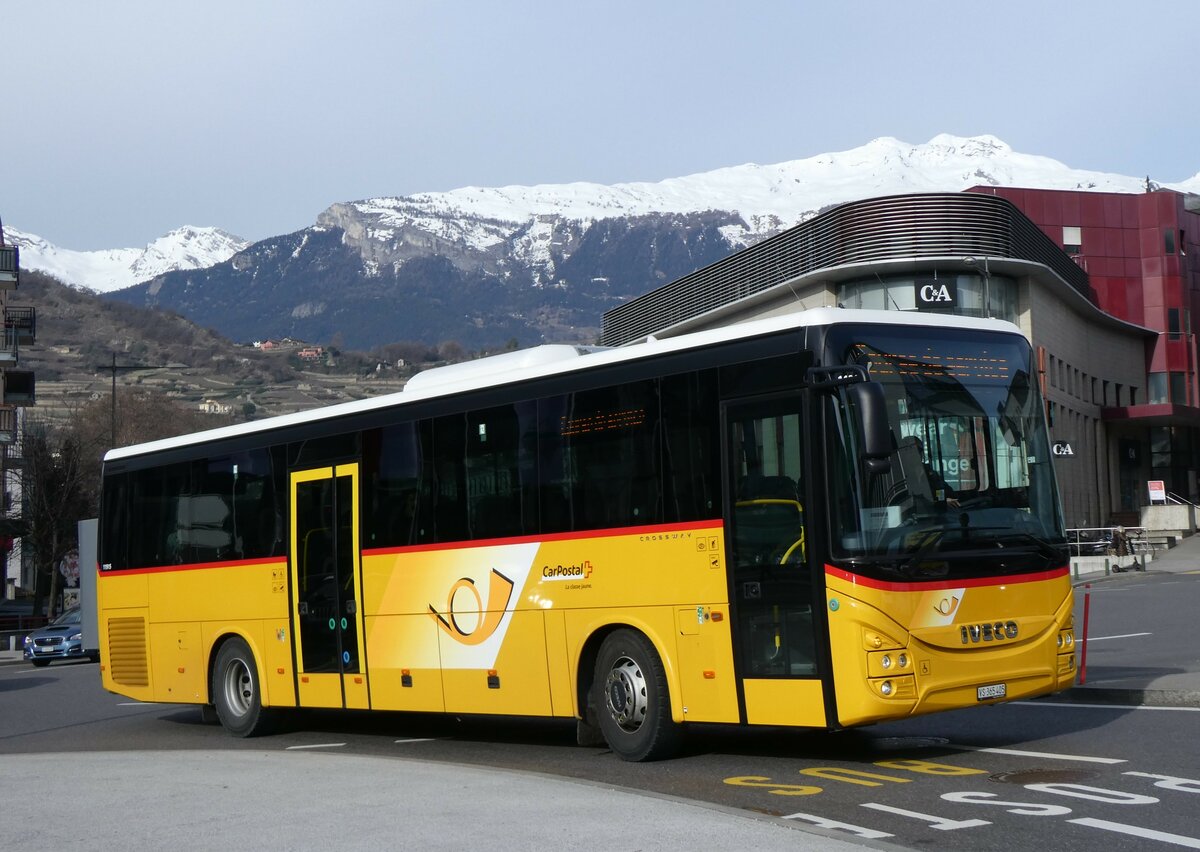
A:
[846,381,891,473]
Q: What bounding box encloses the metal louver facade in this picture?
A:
[601,192,1094,346]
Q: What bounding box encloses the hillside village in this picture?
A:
[16,270,462,426]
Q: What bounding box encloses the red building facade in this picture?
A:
[975,186,1200,510]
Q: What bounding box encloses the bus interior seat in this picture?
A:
[734,476,805,565]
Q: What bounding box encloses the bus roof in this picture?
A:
[103,308,1025,463]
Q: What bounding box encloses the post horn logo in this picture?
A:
[428,569,515,645]
[934,595,961,617]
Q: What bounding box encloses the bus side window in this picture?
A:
[364,423,424,548]
[661,371,721,522]
[431,414,469,543]
[129,463,191,568]
[466,402,537,540]
[538,380,664,534]
[100,474,129,569]
[537,395,573,534]
[561,380,662,531]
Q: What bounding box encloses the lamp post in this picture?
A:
[94,354,171,447]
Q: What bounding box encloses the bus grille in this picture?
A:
[107,617,149,687]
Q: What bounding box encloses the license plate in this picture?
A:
[977,683,1007,701]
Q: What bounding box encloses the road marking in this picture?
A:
[953,745,1125,764]
[782,811,893,839]
[1087,632,1152,641]
[1069,817,1200,848]
[860,802,990,831]
[394,738,437,744]
[1022,701,1200,713]
[286,742,346,750]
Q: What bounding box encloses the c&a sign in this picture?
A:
[915,279,958,308]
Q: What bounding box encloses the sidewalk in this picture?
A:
[1064,530,1200,708]
[0,750,885,852]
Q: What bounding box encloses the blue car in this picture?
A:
[23,607,97,666]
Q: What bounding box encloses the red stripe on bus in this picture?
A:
[824,564,1069,592]
[97,555,288,577]
[364,519,725,556]
[97,521,725,573]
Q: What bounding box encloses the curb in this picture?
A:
[1053,686,1200,709]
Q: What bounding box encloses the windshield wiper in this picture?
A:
[900,528,951,578]
[993,531,1068,564]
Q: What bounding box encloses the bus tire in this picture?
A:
[212,637,275,737]
[592,629,680,761]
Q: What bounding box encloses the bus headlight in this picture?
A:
[897,653,909,668]
[880,654,892,670]
[880,680,894,697]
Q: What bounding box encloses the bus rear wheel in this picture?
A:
[592,629,680,761]
[212,637,275,737]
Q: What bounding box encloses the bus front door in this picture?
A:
[289,464,369,710]
[726,400,827,727]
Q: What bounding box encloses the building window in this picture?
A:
[836,272,1018,323]
[1171,372,1188,405]
[1151,426,1171,471]
[1165,228,1176,255]
[1062,226,1082,255]
[1169,308,1182,340]
[1149,373,1168,404]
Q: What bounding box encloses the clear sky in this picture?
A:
[3,0,1198,251]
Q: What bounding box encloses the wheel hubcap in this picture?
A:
[604,655,647,733]
[222,659,253,717]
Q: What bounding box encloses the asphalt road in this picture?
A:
[3,569,1199,850]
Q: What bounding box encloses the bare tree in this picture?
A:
[20,390,235,615]
[22,421,91,618]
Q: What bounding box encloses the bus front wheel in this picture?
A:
[592,629,680,761]
[212,637,275,737]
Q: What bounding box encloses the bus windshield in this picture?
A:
[824,324,1065,578]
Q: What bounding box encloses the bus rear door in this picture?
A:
[289,464,369,709]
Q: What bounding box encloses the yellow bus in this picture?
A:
[97,308,1075,761]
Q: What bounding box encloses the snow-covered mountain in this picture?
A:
[95,133,1200,349]
[317,133,1200,276]
[18,134,1200,296]
[6,225,249,293]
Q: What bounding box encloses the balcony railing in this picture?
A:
[0,245,18,289]
[0,328,16,365]
[4,306,35,345]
